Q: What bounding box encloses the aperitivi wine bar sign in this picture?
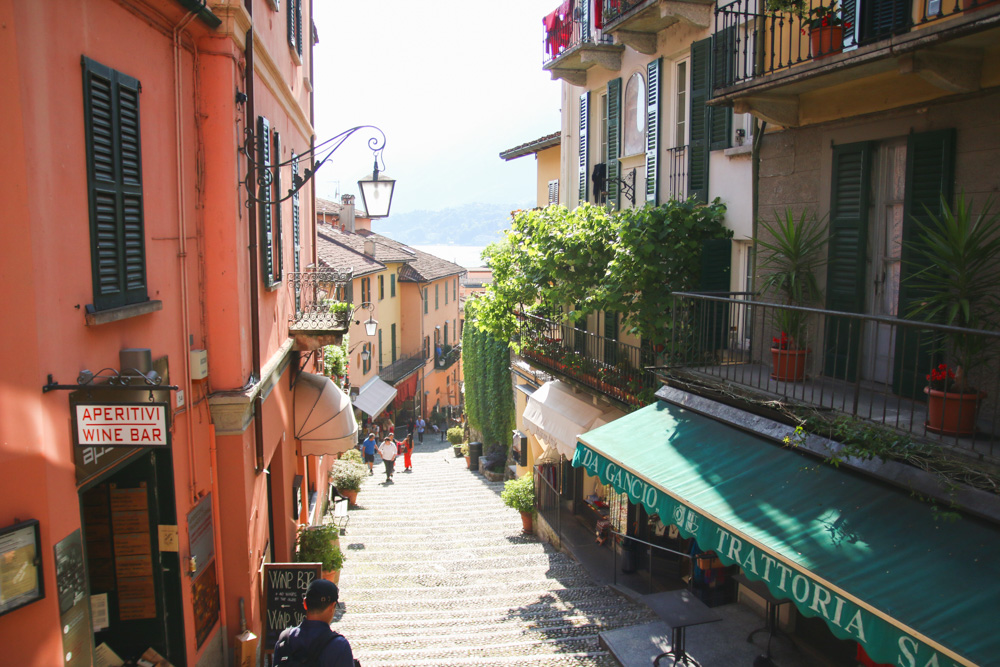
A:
[74,403,170,447]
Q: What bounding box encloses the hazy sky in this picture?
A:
[312,0,562,216]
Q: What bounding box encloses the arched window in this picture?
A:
[623,71,646,157]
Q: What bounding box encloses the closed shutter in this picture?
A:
[392,324,397,363]
[257,116,274,287]
[292,152,301,311]
[699,239,732,351]
[579,92,589,204]
[688,38,711,204]
[823,141,872,382]
[83,56,148,311]
[645,58,661,204]
[390,273,396,297]
[287,0,297,54]
[893,129,955,398]
[295,0,303,57]
[710,28,734,151]
[272,129,282,286]
[861,0,909,44]
[606,78,622,209]
[548,179,559,205]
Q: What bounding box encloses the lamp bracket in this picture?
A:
[43,370,179,394]
[605,167,637,207]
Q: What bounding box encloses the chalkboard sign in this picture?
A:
[261,563,321,651]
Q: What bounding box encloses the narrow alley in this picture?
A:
[331,437,657,666]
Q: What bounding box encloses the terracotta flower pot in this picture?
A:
[465,456,471,468]
[925,387,984,436]
[342,489,358,506]
[771,347,808,382]
[810,25,843,58]
[520,511,534,533]
[322,569,340,585]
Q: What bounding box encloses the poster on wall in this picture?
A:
[0,519,44,617]
[192,561,220,648]
[54,530,92,667]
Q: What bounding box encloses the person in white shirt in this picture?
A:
[415,417,425,443]
[378,437,398,483]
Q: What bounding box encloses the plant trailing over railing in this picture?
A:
[463,298,516,449]
[323,335,349,386]
[476,200,730,349]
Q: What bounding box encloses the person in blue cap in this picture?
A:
[273,578,354,666]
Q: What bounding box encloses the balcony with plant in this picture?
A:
[542,0,622,85]
[287,267,353,350]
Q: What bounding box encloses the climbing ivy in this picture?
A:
[463,298,516,450]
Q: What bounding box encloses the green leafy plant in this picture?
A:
[330,459,367,492]
[446,426,464,445]
[295,524,344,572]
[501,474,536,515]
[460,442,470,456]
[341,449,364,465]
[805,0,846,29]
[463,298,516,450]
[323,337,349,383]
[765,0,807,17]
[905,194,1000,393]
[328,301,355,315]
[757,209,828,349]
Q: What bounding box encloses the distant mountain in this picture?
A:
[373,202,530,247]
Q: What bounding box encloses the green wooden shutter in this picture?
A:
[579,92,589,204]
[893,129,956,398]
[295,0,303,57]
[378,329,383,366]
[606,78,622,209]
[688,38,711,204]
[823,141,872,381]
[292,152,301,311]
[272,129,282,285]
[699,239,732,351]
[710,28,734,151]
[645,58,661,204]
[257,116,274,287]
[390,273,396,297]
[391,323,397,363]
[83,56,148,311]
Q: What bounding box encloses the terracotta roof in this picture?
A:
[499,131,561,161]
[350,231,464,282]
[316,224,384,277]
[316,197,341,214]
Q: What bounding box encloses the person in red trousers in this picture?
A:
[402,433,414,472]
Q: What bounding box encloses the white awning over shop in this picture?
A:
[522,380,605,460]
[352,376,397,418]
[294,372,358,457]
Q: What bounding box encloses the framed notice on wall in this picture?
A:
[0,519,44,617]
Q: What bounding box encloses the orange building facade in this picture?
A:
[0,1,351,665]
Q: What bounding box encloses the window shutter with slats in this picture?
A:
[258,116,274,286]
[292,152,301,310]
[606,78,622,209]
[688,39,711,204]
[82,56,148,311]
[272,129,283,286]
[579,91,589,205]
[710,28,734,150]
[646,58,661,204]
[287,0,297,54]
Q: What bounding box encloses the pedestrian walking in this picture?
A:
[361,433,377,476]
[378,437,398,483]
[415,416,425,443]
[273,578,355,667]
[401,434,414,472]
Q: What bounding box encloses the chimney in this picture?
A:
[364,239,376,257]
[341,194,356,233]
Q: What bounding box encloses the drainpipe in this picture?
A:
[244,20,266,472]
[750,117,767,295]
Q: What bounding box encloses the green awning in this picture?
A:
[572,401,1000,667]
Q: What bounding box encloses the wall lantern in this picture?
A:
[358,163,396,219]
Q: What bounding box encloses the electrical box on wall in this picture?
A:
[190,350,209,380]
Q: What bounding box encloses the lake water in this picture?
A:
[412,245,488,269]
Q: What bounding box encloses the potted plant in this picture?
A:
[757,208,828,382]
[327,300,355,327]
[461,442,470,468]
[295,523,345,584]
[330,458,367,506]
[905,195,1000,435]
[447,426,464,457]
[501,473,536,533]
[804,1,849,58]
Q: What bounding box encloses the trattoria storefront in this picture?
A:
[573,400,1000,667]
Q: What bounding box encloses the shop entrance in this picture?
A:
[79,449,186,664]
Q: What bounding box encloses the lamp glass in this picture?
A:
[364,317,378,337]
[358,173,396,218]
[360,349,370,362]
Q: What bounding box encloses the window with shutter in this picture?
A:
[688,39,711,203]
[271,129,283,286]
[391,324,397,363]
[257,116,275,286]
[579,92,589,205]
[390,273,396,297]
[435,284,439,310]
[710,28,735,151]
[82,56,149,311]
[379,275,384,300]
[699,239,732,351]
[606,78,622,209]
[424,288,428,314]
[292,152,301,311]
[445,280,448,304]
[646,58,661,204]
[548,179,560,206]
[287,0,300,56]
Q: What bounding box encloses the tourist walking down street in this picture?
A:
[273,579,355,667]
[378,437,397,483]
[361,433,377,476]
[401,434,414,472]
[415,416,425,443]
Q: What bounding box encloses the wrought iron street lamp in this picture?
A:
[358,164,396,219]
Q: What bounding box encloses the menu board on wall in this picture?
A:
[54,530,92,667]
[192,561,220,648]
[261,563,321,651]
[110,483,156,621]
[0,519,43,617]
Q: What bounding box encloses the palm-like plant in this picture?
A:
[757,209,829,349]
[905,195,1000,392]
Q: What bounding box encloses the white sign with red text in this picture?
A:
[75,404,169,447]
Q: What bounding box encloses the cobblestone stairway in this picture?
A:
[331,438,657,666]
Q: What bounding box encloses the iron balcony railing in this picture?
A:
[543,2,615,66]
[601,0,653,25]
[714,0,994,88]
[434,346,461,371]
[287,268,352,332]
[517,312,658,407]
[666,145,689,202]
[667,292,1000,458]
[378,352,426,386]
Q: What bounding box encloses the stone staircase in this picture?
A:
[331,440,656,666]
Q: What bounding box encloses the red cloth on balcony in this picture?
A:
[594,0,603,28]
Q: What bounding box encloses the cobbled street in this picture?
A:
[331,437,657,666]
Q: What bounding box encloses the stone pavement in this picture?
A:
[331,437,658,666]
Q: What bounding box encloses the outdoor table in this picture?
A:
[640,588,722,666]
[734,573,792,658]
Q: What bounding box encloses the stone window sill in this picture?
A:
[724,144,753,157]
[85,300,163,326]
